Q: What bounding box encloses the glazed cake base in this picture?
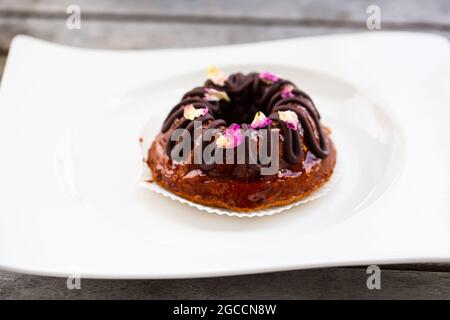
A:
[147,129,336,212]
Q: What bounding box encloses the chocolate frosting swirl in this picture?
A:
[161,72,329,167]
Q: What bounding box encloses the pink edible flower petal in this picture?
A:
[281,84,295,99]
[250,111,272,129]
[204,88,230,102]
[216,124,244,148]
[259,71,280,84]
[207,66,227,86]
[183,104,208,120]
[278,110,299,130]
[228,123,241,132]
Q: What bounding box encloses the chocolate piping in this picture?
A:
[271,105,328,158]
[161,72,329,164]
[269,114,303,164]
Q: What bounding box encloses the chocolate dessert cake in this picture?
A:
[146,68,336,212]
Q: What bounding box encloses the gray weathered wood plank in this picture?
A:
[1,0,449,25]
[0,18,361,51]
[1,17,450,53]
[1,268,449,299]
[0,0,449,52]
[359,263,450,273]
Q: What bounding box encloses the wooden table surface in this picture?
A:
[0,0,450,299]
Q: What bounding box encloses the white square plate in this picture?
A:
[1,33,449,279]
